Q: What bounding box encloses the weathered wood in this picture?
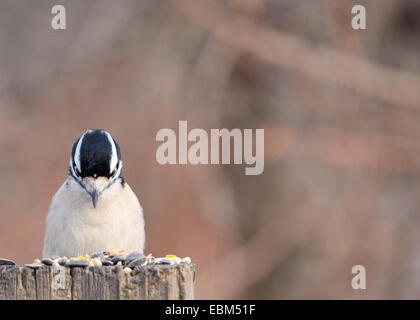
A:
[0,264,195,300]
[51,266,72,300]
[35,266,52,300]
[16,267,36,300]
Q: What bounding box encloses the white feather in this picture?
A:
[74,131,89,173]
[105,131,118,174]
[42,177,145,258]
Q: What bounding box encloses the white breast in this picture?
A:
[42,177,145,258]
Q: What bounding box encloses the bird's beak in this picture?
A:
[83,176,109,208]
[91,190,99,208]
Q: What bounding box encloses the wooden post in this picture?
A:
[0,263,195,300]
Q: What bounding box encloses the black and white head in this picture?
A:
[69,129,124,208]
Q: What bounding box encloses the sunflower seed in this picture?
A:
[111,254,127,264]
[0,258,15,266]
[42,258,54,265]
[91,252,104,259]
[101,258,114,266]
[66,260,90,267]
[127,256,147,268]
[126,252,144,264]
[24,262,44,269]
[153,258,172,265]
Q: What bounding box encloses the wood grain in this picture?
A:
[0,264,195,300]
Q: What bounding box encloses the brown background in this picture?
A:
[1,0,420,299]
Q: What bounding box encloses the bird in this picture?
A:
[42,129,145,258]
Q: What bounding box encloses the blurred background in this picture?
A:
[1,0,420,299]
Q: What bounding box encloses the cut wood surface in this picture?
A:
[0,263,195,300]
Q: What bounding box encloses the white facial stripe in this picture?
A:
[105,131,118,173]
[74,132,87,172]
[111,160,123,181]
[116,160,122,175]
